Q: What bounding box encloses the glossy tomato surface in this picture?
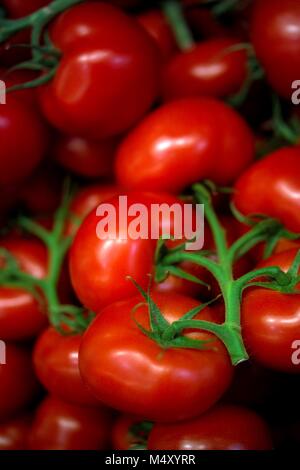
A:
[0,414,31,450]
[116,98,254,192]
[28,396,111,450]
[33,327,99,405]
[148,405,273,450]
[79,293,233,422]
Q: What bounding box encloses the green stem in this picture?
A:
[162,0,194,51]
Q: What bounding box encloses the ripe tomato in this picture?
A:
[251,0,300,99]
[0,99,49,185]
[2,0,50,18]
[148,405,273,450]
[79,293,233,422]
[233,147,300,233]
[0,343,40,420]
[0,237,48,341]
[69,191,191,311]
[115,98,254,192]
[53,135,117,179]
[242,248,300,373]
[137,9,177,61]
[162,38,248,101]
[38,2,160,139]
[28,396,112,450]
[0,414,31,450]
[0,69,37,107]
[33,327,99,405]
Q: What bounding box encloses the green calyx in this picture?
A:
[151,182,300,365]
[0,180,92,334]
[0,0,83,90]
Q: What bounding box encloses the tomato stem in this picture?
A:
[162,0,194,51]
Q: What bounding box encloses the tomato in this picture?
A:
[115,98,254,192]
[234,147,300,233]
[69,191,192,311]
[162,38,247,101]
[148,405,273,450]
[137,9,177,61]
[241,248,300,373]
[242,288,300,373]
[0,414,31,450]
[0,343,40,420]
[79,293,233,422]
[185,8,229,40]
[3,0,50,18]
[251,0,300,99]
[33,327,99,405]
[112,415,150,450]
[53,135,117,179]
[38,2,160,139]
[28,396,112,450]
[0,99,49,186]
[0,237,48,341]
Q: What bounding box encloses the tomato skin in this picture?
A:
[251,0,300,99]
[69,191,185,311]
[0,69,37,107]
[115,98,254,192]
[241,248,300,373]
[242,288,300,373]
[53,135,117,179]
[137,9,177,62]
[148,405,273,450]
[162,38,247,101]
[3,0,50,18]
[0,238,48,341]
[0,100,49,185]
[28,396,112,450]
[33,327,99,405]
[39,3,161,139]
[79,293,233,422]
[0,343,40,420]
[233,147,300,233]
[0,414,31,450]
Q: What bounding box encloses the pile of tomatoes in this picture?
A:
[0,0,300,451]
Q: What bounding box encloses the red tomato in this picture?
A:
[241,248,300,373]
[0,343,40,420]
[66,183,121,236]
[53,135,117,179]
[38,2,160,139]
[233,147,300,233]
[0,99,49,185]
[0,238,48,341]
[0,414,31,450]
[33,327,99,405]
[148,405,273,450]
[79,293,233,422]
[137,9,177,61]
[251,0,300,99]
[162,38,247,101]
[112,415,149,450]
[2,0,50,18]
[28,396,111,450]
[69,191,190,311]
[115,98,254,192]
[242,288,300,373]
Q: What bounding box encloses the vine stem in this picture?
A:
[162,0,194,51]
[0,0,83,43]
